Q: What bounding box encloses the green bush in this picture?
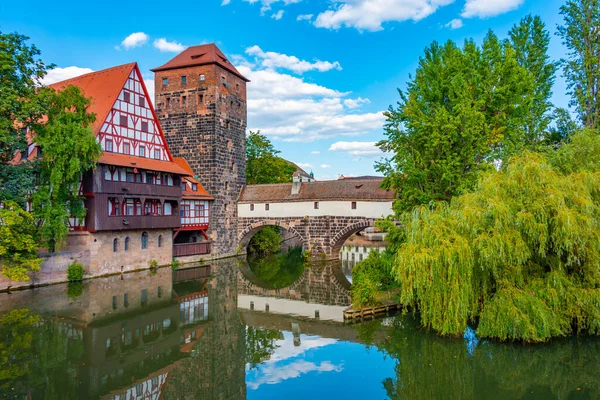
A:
[66,262,84,282]
[171,258,180,270]
[248,226,281,255]
[149,259,159,272]
[351,250,396,308]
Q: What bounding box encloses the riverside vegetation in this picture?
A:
[352,0,600,342]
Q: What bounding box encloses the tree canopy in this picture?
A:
[246,131,296,185]
[392,130,600,342]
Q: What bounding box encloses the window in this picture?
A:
[123,91,130,103]
[250,204,254,211]
[141,121,148,132]
[164,202,172,215]
[166,97,171,106]
[139,145,145,157]
[139,96,145,107]
[226,121,230,129]
[181,181,187,191]
[192,183,198,191]
[351,201,357,210]
[124,293,129,308]
[158,235,163,248]
[120,115,128,127]
[141,232,148,249]
[265,204,270,211]
[221,76,225,83]
[225,182,230,190]
[198,93,204,104]
[158,286,163,298]
[105,139,113,152]
[167,175,173,186]
[113,238,118,252]
[123,142,130,155]
[154,173,162,185]
[123,199,142,216]
[141,289,148,306]
[236,83,239,89]
[200,74,205,81]
[125,237,129,251]
[182,96,187,105]
[145,199,162,215]
[125,168,140,182]
[181,75,187,83]
[314,202,319,209]
[108,198,120,216]
[112,296,117,310]
[154,149,161,159]
[163,77,168,85]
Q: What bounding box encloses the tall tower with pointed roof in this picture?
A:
[152,44,249,258]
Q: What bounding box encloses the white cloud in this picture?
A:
[236,0,302,14]
[296,162,313,169]
[246,45,342,74]
[236,56,384,142]
[311,151,320,155]
[329,141,383,156]
[461,0,523,18]
[444,18,463,29]
[320,164,331,168]
[153,38,186,53]
[248,360,342,390]
[297,13,313,20]
[119,32,149,50]
[343,97,370,109]
[314,0,455,31]
[271,9,285,19]
[40,66,94,85]
[221,0,231,4]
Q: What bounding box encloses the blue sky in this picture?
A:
[1,0,569,179]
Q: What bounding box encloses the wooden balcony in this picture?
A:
[97,214,181,231]
[99,180,181,198]
[173,242,211,257]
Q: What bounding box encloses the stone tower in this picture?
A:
[152,44,248,258]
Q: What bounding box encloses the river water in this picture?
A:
[0,249,598,399]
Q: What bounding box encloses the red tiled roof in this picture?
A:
[100,152,191,176]
[173,158,214,200]
[48,63,135,135]
[151,43,249,82]
[238,178,393,203]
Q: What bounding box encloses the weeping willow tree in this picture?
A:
[394,130,600,342]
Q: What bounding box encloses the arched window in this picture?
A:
[124,237,129,251]
[158,235,163,248]
[113,238,118,252]
[141,232,148,249]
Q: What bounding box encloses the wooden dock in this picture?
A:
[343,302,401,321]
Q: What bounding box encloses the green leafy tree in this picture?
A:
[546,107,579,146]
[30,85,101,252]
[0,32,48,205]
[391,130,600,342]
[245,326,284,369]
[0,201,42,281]
[248,226,282,255]
[509,15,557,146]
[246,131,296,185]
[378,33,533,214]
[557,0,600,129]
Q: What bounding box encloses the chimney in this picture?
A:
[291,171,301,195]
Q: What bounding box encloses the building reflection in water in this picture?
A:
[339,231,387,283]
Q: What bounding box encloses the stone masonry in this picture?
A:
[155,60,247,259]
[237,216,376,258]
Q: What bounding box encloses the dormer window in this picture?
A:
[192,183,198,191]
[181,182,187,191]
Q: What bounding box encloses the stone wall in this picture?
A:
[0,229,173,292]
[238,216,376,257]
[156,62,247,260]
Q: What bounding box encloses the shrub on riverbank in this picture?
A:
[66,262,84,282]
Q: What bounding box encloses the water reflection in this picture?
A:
[339,234,386,283]
[0,258,598,399]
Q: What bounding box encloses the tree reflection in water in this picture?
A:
[247,247,305,289]
[355,314,600,399]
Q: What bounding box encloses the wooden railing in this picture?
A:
[173,242,211,257]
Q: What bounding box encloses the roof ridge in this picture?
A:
[47,62,136,88]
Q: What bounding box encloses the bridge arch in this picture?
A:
[238,220,306,253]
[330,219,376,257]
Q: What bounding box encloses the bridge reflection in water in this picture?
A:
[1,257,599,399]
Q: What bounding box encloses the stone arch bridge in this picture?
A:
[237,177,394,258]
